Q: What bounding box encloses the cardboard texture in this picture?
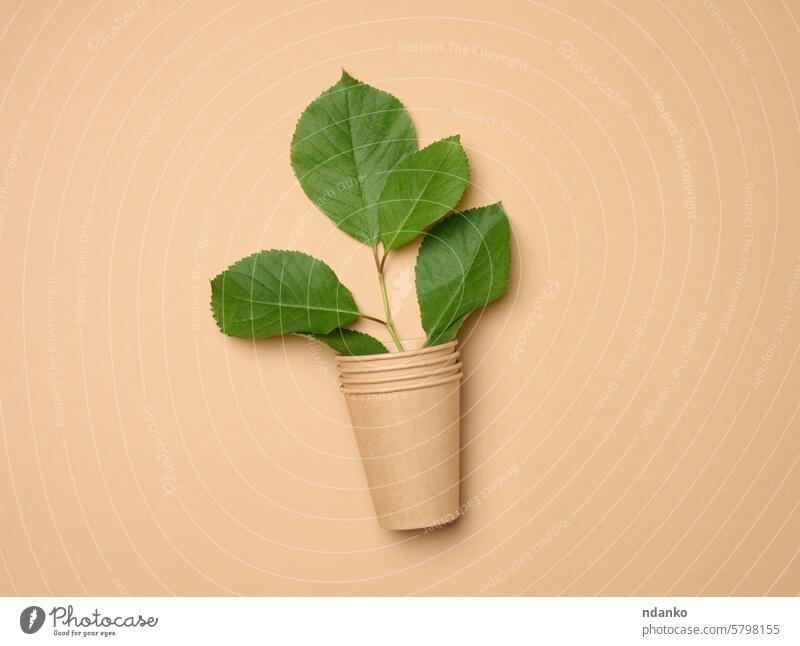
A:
[338,343,462,530]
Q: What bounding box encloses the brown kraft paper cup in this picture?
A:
[337,342,462,530]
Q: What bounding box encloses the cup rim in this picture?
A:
[336,339,458,363]
[341,371,462,395]
[337,351,460,375]
[339,362,462,386]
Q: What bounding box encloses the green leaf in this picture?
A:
[290,70,417,245]
[415,203,511,346]
[310,328,388,355]
[434,315,468,345]
[378,136,469,250]
[211,250,360,339]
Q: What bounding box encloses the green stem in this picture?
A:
[361,313,388,325]
[376,255,404,352]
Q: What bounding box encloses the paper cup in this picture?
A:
[338,342,462,530]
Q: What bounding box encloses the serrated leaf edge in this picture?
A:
[414,202,510,346]
[303,328,389,356]
[209,249,361,337]
[378,134,471,250]
[288,70,419,245]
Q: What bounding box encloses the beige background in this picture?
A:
[1,0,799,596]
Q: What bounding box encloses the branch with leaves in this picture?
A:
[211,71,511,355]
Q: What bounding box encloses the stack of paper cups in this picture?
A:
[338,341,462,530]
